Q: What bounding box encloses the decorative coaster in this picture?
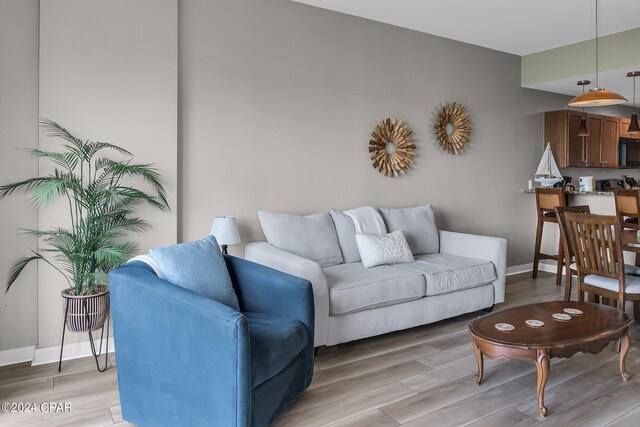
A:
[553,313,571,321]
[563,308,583,315]
[525,319,544,328]
[495,323,515,331]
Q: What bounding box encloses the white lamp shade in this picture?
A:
[210,216,241,245]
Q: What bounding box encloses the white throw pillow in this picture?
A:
[355,230,415,268]
[379,204,439,255]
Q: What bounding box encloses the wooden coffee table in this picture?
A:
[469,301,632,417]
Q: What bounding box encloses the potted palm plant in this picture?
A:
[0,119,169,332]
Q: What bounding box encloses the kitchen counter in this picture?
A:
[522,188,613,196]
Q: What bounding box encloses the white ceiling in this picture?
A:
[292,0,640,56]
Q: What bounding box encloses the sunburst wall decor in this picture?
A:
[369,118,416,177]
[434,103,471,155]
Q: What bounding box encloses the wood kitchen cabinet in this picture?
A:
[620,117,634,138]
[544,110,620,168]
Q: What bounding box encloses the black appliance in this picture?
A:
[619,137,640,168]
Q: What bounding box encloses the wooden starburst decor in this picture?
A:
[434,103,471,155]
[369,118,416,177]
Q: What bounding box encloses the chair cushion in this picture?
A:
[570,262,640,275]
[330,209,361,263]
[245,312,308,388]
[583,274,640,294]
[379,204,439,255]
[258,210,343,267]
[150,236,239,310]
[323,263,425,315]
[393,253,496,296]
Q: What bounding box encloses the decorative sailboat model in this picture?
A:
[534,144,563,187]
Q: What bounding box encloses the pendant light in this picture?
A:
[577,80,591,136]
[568,0,627,107]
[627,71,640,134]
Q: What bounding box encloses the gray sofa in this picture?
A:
[245,205,507,347]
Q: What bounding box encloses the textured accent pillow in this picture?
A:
[329,209,361,263]
[355,230,415,269]
[379,204,439,255]
[150,236,240,310]
[258,210,343,267]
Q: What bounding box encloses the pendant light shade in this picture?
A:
[576,80,590,136]
[628,71,640,134]
[578,117,590,136]
[568,88,628,107]
[567,0,627,108]
[630,113,640,134]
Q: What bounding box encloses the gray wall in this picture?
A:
[36,0,178,350]
[179,0,577,266]
[0,0,39,355]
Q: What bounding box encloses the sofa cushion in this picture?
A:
[379,204,439,255]
[245,312,308,388]
[330,209,361,263]
[324,263,425,315]
[150,236,240,310]
[355,230,415,268]
[393,253,496,296]
[258,210,343,267]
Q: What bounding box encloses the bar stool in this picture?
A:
[614,189,640,230]
[614,188,640,267]
[532,188,567,286]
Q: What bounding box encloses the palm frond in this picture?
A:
[6,255,41,292]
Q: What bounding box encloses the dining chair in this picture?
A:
[565,212,640,320]
[533,188,567,287]
[554,205,590,301]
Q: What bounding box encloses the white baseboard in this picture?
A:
[506,261,559,276]
[32,337,115,366]
[0,345,36,367]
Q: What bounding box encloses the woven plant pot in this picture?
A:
[61,285,110,332]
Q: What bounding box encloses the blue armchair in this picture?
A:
[109,255,314,427]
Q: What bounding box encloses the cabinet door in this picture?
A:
[601,116,619,167]
[620,117,632,138]
[586,115,603,168]
[567,112,587,167]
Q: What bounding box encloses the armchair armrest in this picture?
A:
[438,230,507,304]
[109,262,251,427]
[244,242,329,346]
[225,255,314,385]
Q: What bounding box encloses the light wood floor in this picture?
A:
[2,272,640,427]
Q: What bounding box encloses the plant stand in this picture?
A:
[58,297,110,373]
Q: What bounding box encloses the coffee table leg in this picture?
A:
[535,349,550,417]
[473,338,483,384]
[620,328,631,381]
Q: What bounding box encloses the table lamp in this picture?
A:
[210,216,241,254]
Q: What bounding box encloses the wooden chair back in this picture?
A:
[535,188,566,219]
[555,205,591,260]
[614,189,640,230]
[564,213,624,282]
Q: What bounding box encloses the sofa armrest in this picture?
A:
[224,255,314,385]
[438,230,507,304]
[109,262,251,426]
[244,242,329,346]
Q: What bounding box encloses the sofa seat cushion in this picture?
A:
[324,263,425,315]
[245,313,308,388]
[393,253,496,296]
